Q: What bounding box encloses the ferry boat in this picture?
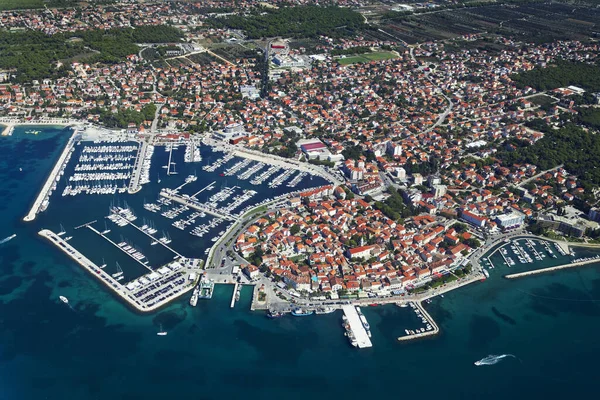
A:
[198,276,214,299]
[157,324,167,336]
[291,308,314,317]
[59,296,69,304]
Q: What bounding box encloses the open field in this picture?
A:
[0,0,43,10]
[337,51,397,65]
[529,94,557,107]
[380,3,600,45]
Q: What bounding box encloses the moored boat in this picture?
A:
[291,308,314,317]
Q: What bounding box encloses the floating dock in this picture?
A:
[341,305,372,348]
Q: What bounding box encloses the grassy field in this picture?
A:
[337,51,397,65]
[528,94,557,107]
[0,0,43,10]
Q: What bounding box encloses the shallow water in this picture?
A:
[1,127,600,399]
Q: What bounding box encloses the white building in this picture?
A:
[495,213,525,229]
[386,141,402,156]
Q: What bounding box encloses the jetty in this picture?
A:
[397,301,439,342]
[231,282,239,308]
[127,140,148,194]
[24,129,79,222]
[159,190,238,222]
[341,305,372,348]
[505,257,600,279]
[108,212,183,258]
[86,225,153,271]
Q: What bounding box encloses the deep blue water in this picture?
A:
[1,126,600,400]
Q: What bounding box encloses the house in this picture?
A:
[243,264,260,280]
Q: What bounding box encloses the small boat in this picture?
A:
[291,308,314,317]
[266,310,284,319]
[157,324,167,336]
[315,306,335,315]
[59,296,69,304]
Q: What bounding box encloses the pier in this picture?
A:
[191,181,216,199]
[341,305,372,348]
[231,282,239,308]
[159,190,238,222]
[505,257,600,279]
[24,129,79,222]
[397,301,440,342]
[86,225,153,272]
[128,140,148,194]
[108,213,183,258]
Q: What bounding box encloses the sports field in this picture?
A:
[337,51,397,65]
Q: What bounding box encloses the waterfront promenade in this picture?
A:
[505,257,600,279]
[23,128,79,222]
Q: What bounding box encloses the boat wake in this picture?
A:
[0,234,16,245]
[474,354,518,366]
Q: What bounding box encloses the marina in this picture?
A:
[86,224,154,272]
[397,301,439,341]
[38,229,195,312]
[505,255,600,279]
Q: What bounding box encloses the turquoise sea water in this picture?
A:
[1,127,600,399]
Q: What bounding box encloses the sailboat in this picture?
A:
[112,262,124,278]
[157,324,167,336]
[102,221,111,235]
[100,258,107,269]
[157,173,161,184]
[58,223,66,236]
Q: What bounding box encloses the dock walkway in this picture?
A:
[86,225,153,271]
[341,305,372,348]
[128,140,148,194]
[110,214,183,258]
[160,190,238,221]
